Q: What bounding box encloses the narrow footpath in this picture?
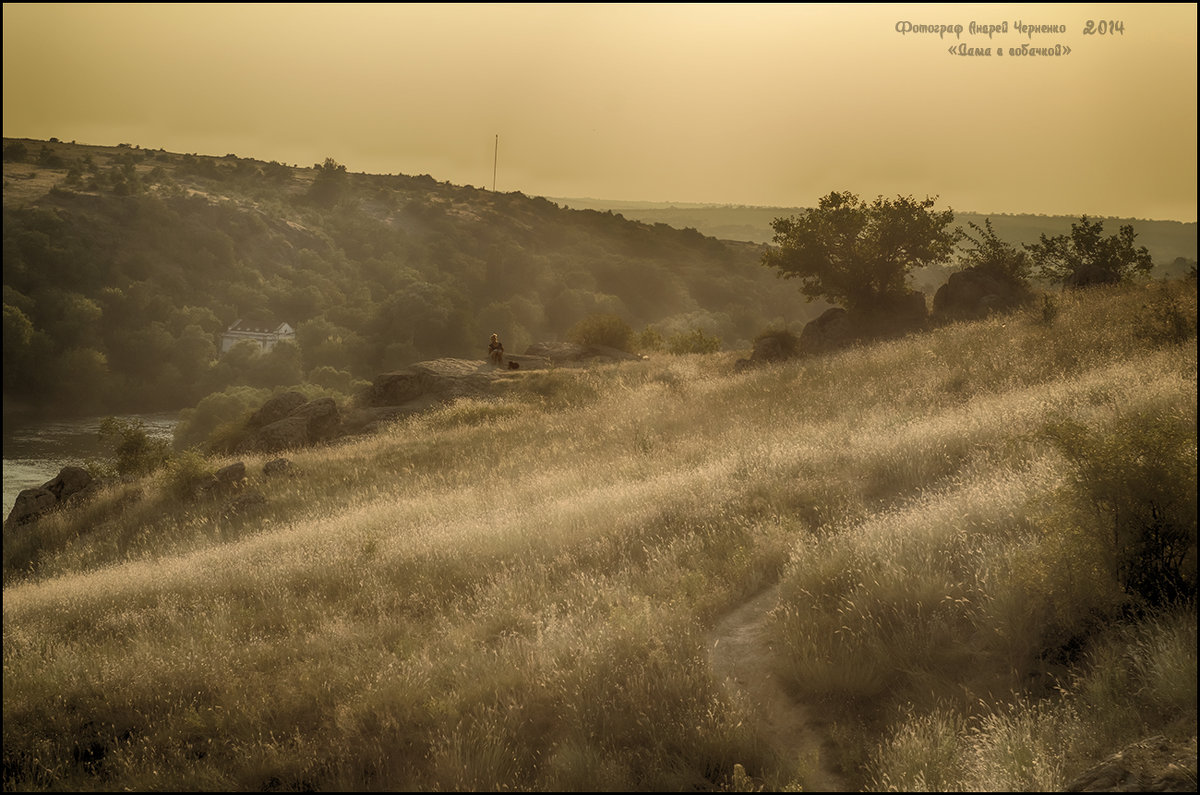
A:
[709,585,849,792]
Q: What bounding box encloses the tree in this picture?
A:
[308,157,349,207]
[98,417,171,479]
[567,312,634,352]
[956,219,1030,284]
[762,191,957,312]
[932,218,1035,320]
[1025,216,1152,288]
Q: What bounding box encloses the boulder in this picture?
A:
[262,458,294,477]
[245,416,310,453]
[934,268,1030,320]
[4,466,95,528]
[363,359,501,408]
[214,461,246,486]
[734,331,801,370]
[798,292,929,355]
[44,466,94,501]
[5,488,58,528]
[247,391,308,428]
[290,397,341,442]
[798,307,855,354]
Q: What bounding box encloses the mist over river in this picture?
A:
[2,413,178,522]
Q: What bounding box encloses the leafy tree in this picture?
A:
[1025,216,1153,288]
[308,365,354,393]
[3,304,36,388]
[956,219,1031,284]
[308,157,349,207]
[252,340,304,387]
[567,312,634,352]
[762,191,957,312]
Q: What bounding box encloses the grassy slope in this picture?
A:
[3,281,1196,791]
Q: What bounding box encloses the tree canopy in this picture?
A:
[1025,216,1153,287]
[762,191,958,312]
[956,218,1031,285]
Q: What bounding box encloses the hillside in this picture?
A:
[2,280,1195,791]
[7,136,1195,424]
[1,137,809,418]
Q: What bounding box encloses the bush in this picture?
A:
[751,328,800,361]
[667,328,721,355]
[163,450,215,502]
[173,385,273,451]
[1044,405,1198,607]
[3,141,29,162]
[98,417,172,479]
[567,313,634,352]
[636,326,665,353]
[308,365,355,394]
[1134,285,1197,347]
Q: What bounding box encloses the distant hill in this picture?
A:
[551,198,1199,278]
[2,138,812,418]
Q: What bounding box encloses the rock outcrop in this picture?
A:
[239,394,344,454]
[4,465,96,528]
[524,342,642,365]
[734,330,802,370]
[933,268,1032,321]
[796,292,929,356]
[362,358,503,408]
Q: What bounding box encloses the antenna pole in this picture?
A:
[492,134,498,192]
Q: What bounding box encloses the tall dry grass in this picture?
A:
[3,280,1195,790]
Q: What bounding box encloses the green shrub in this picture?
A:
[163,450,215,502]
[751,328,800,360]
[173,386,272,451]
[1044,405,1198,607]
[1134,285,1197,347]
[98,417,172,479]
[667,328,721,355]
[308,365,354,394]
[636,326,665,353]
[567,313,634,352]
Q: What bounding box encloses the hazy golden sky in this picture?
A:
[3,3,1197,220]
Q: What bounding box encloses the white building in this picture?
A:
[219,319,296,354]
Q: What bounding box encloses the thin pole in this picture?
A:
[492,134,498,192]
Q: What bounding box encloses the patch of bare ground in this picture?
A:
[710,584,850,791]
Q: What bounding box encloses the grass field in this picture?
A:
[3,280,1195,790]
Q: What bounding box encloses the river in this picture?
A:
[2,412,179,522]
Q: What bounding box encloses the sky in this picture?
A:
[3,3,1197,221]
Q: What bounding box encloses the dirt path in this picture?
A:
[709,585,850,791]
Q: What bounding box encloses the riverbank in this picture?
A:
[2,412,179,520]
